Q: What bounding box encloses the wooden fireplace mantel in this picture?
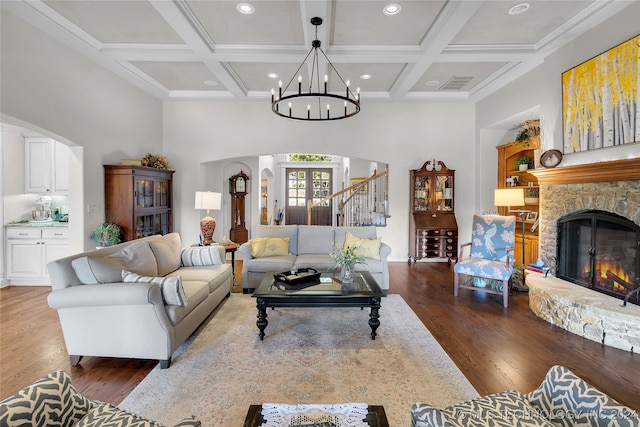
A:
[529,158,640,185]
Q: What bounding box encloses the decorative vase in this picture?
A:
[340,263,354,283]
[518,164,529,171]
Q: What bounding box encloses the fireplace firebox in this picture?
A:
[557,210,639,306]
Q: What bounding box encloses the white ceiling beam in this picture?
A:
[389,0,485,99]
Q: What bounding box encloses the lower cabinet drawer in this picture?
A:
[42,228,69,239]
[7,228,40,239]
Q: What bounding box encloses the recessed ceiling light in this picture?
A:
[508,3,530,15]
[425,80,440,87]
[383,4,401,16]
[267,73,279,79]
[236,3,255,15]
[360,74,373,80]
[204,80,218,87]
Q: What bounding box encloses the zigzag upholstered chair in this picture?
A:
[453,214,516,307]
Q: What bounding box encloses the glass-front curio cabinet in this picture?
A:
[409,160,458,263]
[104,165,174,241]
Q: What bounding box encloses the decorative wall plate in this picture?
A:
[540,149,563,168]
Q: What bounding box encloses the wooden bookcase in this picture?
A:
[104,165,175,242]
[496,138,540,266]
[409,160,458,263]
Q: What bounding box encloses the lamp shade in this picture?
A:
[494,188,525,207]
[195,191,221,211]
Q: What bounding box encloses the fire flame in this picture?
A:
[583,259,631,293]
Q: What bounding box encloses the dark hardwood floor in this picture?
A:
[1,261,638,409]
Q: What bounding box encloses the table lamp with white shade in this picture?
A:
[195,191,222,245]
[494,188,528,292]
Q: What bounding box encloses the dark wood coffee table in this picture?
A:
[243,404,389,427]
[251,271,384,340]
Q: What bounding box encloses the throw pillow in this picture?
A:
[71,242,158,284]
[249,237,267,257]
[74,402,160,427]
[344,232,381,260]
[75,403,201,427]
[148,233,182,276]
[524,365,639,427]
[181,246,223,266]
[249,237,289,257]
[412,390,556,427]
[0,370,93,427]
[122,270,187,307]
[108,241,159,277]
[263,237,290,257]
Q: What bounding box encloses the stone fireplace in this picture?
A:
[526,158,640,352]
[556,209,639,305]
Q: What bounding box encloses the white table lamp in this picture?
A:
[494,187,529,292]
[494,188,525,208]
[195,191,222,244]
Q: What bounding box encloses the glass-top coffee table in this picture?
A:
[252,271,384,341]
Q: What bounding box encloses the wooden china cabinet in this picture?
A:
[104,165,174,241]
[408,160,458,263]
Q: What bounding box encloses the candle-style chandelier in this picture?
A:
[271,17,360,121]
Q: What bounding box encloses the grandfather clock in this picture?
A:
[229,171,249,244]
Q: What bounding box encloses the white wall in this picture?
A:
[0,127,3,285]
[163,101,477,261]
[477,2,640,165]
[1,10,164,253]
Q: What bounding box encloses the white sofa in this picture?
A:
[47,233,232,369]
[238,225,391,292]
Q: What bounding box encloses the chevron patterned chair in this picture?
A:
[0,371,200,427]
[453,214,517,308]
[412,365,638,427]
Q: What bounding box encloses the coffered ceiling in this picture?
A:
[2,0,631,103]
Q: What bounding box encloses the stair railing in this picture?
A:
[306,169,389,226]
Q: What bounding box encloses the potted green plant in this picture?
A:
[515,128,530,143]
[91,222,122,247]
[516,156,532,171]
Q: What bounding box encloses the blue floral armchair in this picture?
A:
[453,214,516,307]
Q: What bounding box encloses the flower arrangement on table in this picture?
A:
[141,153,170,170]
[330,243,366,282]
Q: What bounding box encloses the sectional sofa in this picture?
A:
[47,233,232,368]
[238,225,391,292]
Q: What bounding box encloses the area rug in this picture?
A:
[119,294,479,426]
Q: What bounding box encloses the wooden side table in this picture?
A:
[221,242,240,284]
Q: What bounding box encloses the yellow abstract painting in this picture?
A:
[562,35,640,153]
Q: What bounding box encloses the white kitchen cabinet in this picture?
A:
[6,227,69,285]
[24,136,70,194]
[53,142,70,193]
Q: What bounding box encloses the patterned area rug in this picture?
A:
[119,294,479,426]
